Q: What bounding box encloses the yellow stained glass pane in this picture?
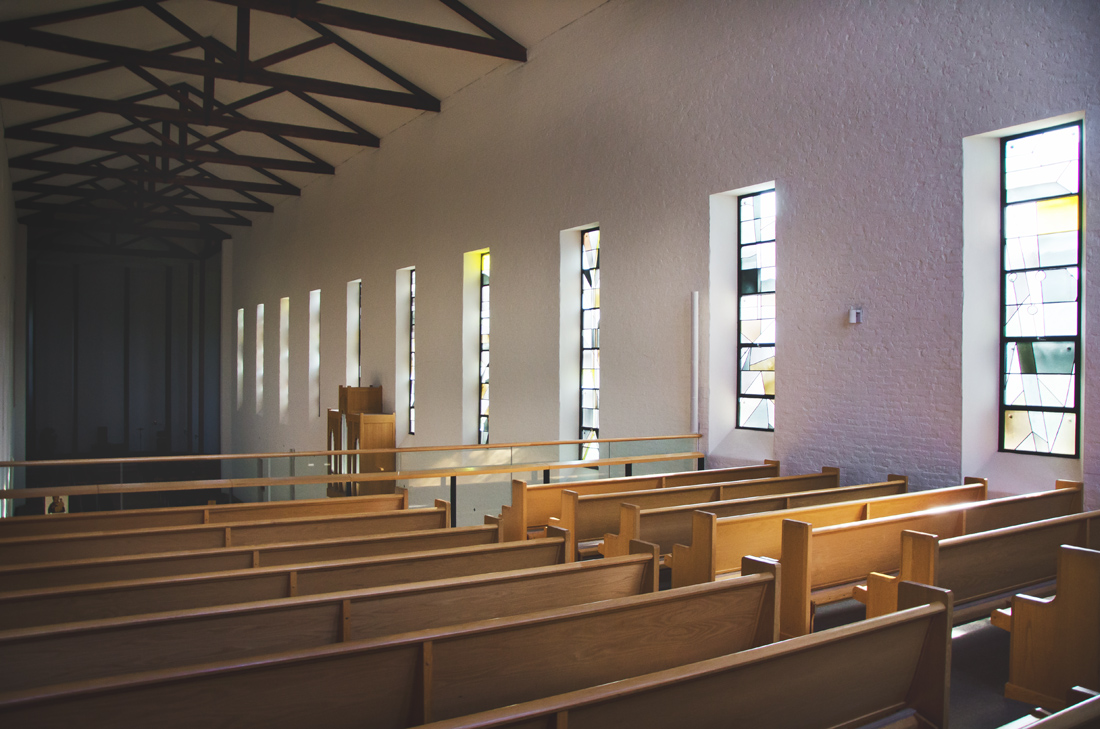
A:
[761,371,775,395]
[481,252,490,274]
[1003,411,1030,450]
[749,356,775,372]
[1036,196,1078,236]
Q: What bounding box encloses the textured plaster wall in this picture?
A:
[228,0,1099,499]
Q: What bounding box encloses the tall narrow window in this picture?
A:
[255,304,264,415]
[580,228,600,460]
[409,269,416,434]
[279,296,290,423]
[1001,122,1082,456]
[308,289,321,418]
[346,280,361,387]
[737,188,776,431]
[236,308,244,411]
[478,252,490,444]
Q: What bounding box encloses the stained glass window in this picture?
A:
[737,189,776,431]
[1001,122,1082,456]
[409,268,416,435]
[478,252,490,444]
[581,228,601,460]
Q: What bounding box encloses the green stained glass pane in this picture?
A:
[738,397,774,430]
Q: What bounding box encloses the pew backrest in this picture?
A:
[0,532,572,629]
[0,522,508,593]
[0,491,409,540]
[0,561,780,729]
[861,508,1100,621]
[504,460,780,538]
[0,548,660,693]
[548,468,844,555]
[602,477,908,558]
[411,582,953,729]
[0,500,452,565]
[779,482,1085,637]
[670,481,988,588]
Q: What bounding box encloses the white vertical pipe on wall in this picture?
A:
[690,291,699,435]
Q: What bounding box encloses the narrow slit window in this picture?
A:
[346,280,361,387]
[478,252,490,444]
[255,303,264,415]
[737,188,776,431]
[1000,121,1082,456]
[409,268,416,435]
[308,289,321,418]
[580,228,600,460]
[236,308,244,411]
[279,296,290,423]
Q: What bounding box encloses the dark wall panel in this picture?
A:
[28,252,221,459]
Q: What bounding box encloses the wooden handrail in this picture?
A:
[0,433,702,468]
[0,450,705,500]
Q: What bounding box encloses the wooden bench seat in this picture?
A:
[0,561,779,729]
[543,468,848,558]
[0,548,660,693]
[500,460,780,539]
[0,532,571,629]
[414,581,952,729]
[856,509,1100,624]
[0,521,511,593]
[0,500,451,565]
[0,491,409,539]
[601,475,908,558]
[990,545,1100,711]
[670,480,989,588]
[778,482,1084,638]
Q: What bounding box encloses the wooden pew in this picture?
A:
[601,476,908,558]
[0,548,661,693]
[500,460,780,539]
[670,479,990,588]
[857,509,1100,624]
[990,545,1100,711]
[0,491,409,539]
[0,531,572,629]
[0,522,512,592]
[779,482,1084,638]
[998,690,1100,728]
[0,561,780,728]
[545,468,848,558]
[0,500,452,565]
[413,582,953,729]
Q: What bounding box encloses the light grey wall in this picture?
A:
[226,0,1099,501]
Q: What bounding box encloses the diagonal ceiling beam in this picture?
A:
[205,0,526,61]
[0,27,440,111]
[9,158,301,195]
[13,183,275,213]
[6,128,335,174]
[0,85,380,146]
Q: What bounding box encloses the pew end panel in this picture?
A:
[897,581,954,729]
[670,511,716,589]
[434,499,453,529]
[599,503,641,558]
[545,526,574,563]
[499,480,529,543]
[778,519,813,640]
[740,555,781,646]
[1000,545,1100,711]
[627,539,660,593]
[483,514,504,543]
[860,530,939,619]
